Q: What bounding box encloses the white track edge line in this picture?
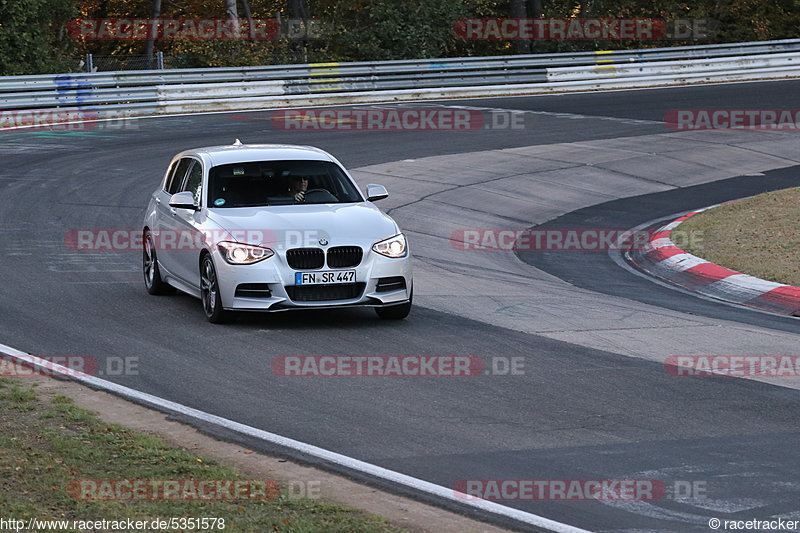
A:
[0,342,591,533]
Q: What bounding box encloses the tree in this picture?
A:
[145,0,162,68]
[510,0,531,53]
[0,0,76,75]
[226,0,240,33]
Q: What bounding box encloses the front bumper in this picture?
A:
[213,245,412,311]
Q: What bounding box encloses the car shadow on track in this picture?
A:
[160,289,413,330]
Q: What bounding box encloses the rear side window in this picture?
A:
[165,158,193,194]
[181,161,204,206]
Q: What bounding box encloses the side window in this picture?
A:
[165,158,193,195]
[181,160,203,206]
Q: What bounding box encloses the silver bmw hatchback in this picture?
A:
[142,142,413,323]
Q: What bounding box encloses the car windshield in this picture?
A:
[208,160,362,208]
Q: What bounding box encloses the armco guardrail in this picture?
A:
[2,38,800,120]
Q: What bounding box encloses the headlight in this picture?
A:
[372,234,407,258]
[217,241,274,265]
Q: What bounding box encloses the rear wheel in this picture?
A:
[143,231,175,295]
[200,254,231,324]
[375,289,412,320]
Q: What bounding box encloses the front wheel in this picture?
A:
[200,255,231,324]
[375,289,412,320]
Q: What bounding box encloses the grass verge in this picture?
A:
[679,187,800,286]
[0,376,406,533]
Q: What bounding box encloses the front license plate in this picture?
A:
[295,270,356,285]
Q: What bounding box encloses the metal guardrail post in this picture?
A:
[157,51,165,70]
[85,54,93,73]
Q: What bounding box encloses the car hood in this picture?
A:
[207,203,399,248]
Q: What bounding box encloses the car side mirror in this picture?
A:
[366,184,389,202]
[169,191,199,210]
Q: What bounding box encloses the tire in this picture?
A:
[200,254,231,324]
[143,231,175,295]
[375,289,412,320]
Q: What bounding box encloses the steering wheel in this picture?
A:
[300,189,338,203]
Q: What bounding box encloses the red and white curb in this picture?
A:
[628,206,800,317]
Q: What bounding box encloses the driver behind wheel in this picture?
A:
[288,176,309,202]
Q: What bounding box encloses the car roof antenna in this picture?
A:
[233,139,242,146]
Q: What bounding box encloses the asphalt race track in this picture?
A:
[1,80,799,532]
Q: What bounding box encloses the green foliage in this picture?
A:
[0,0,76,75]
[3,0,800,73]
[166,40,289,68]
[716,0,800,42]
[317,0,469,61]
